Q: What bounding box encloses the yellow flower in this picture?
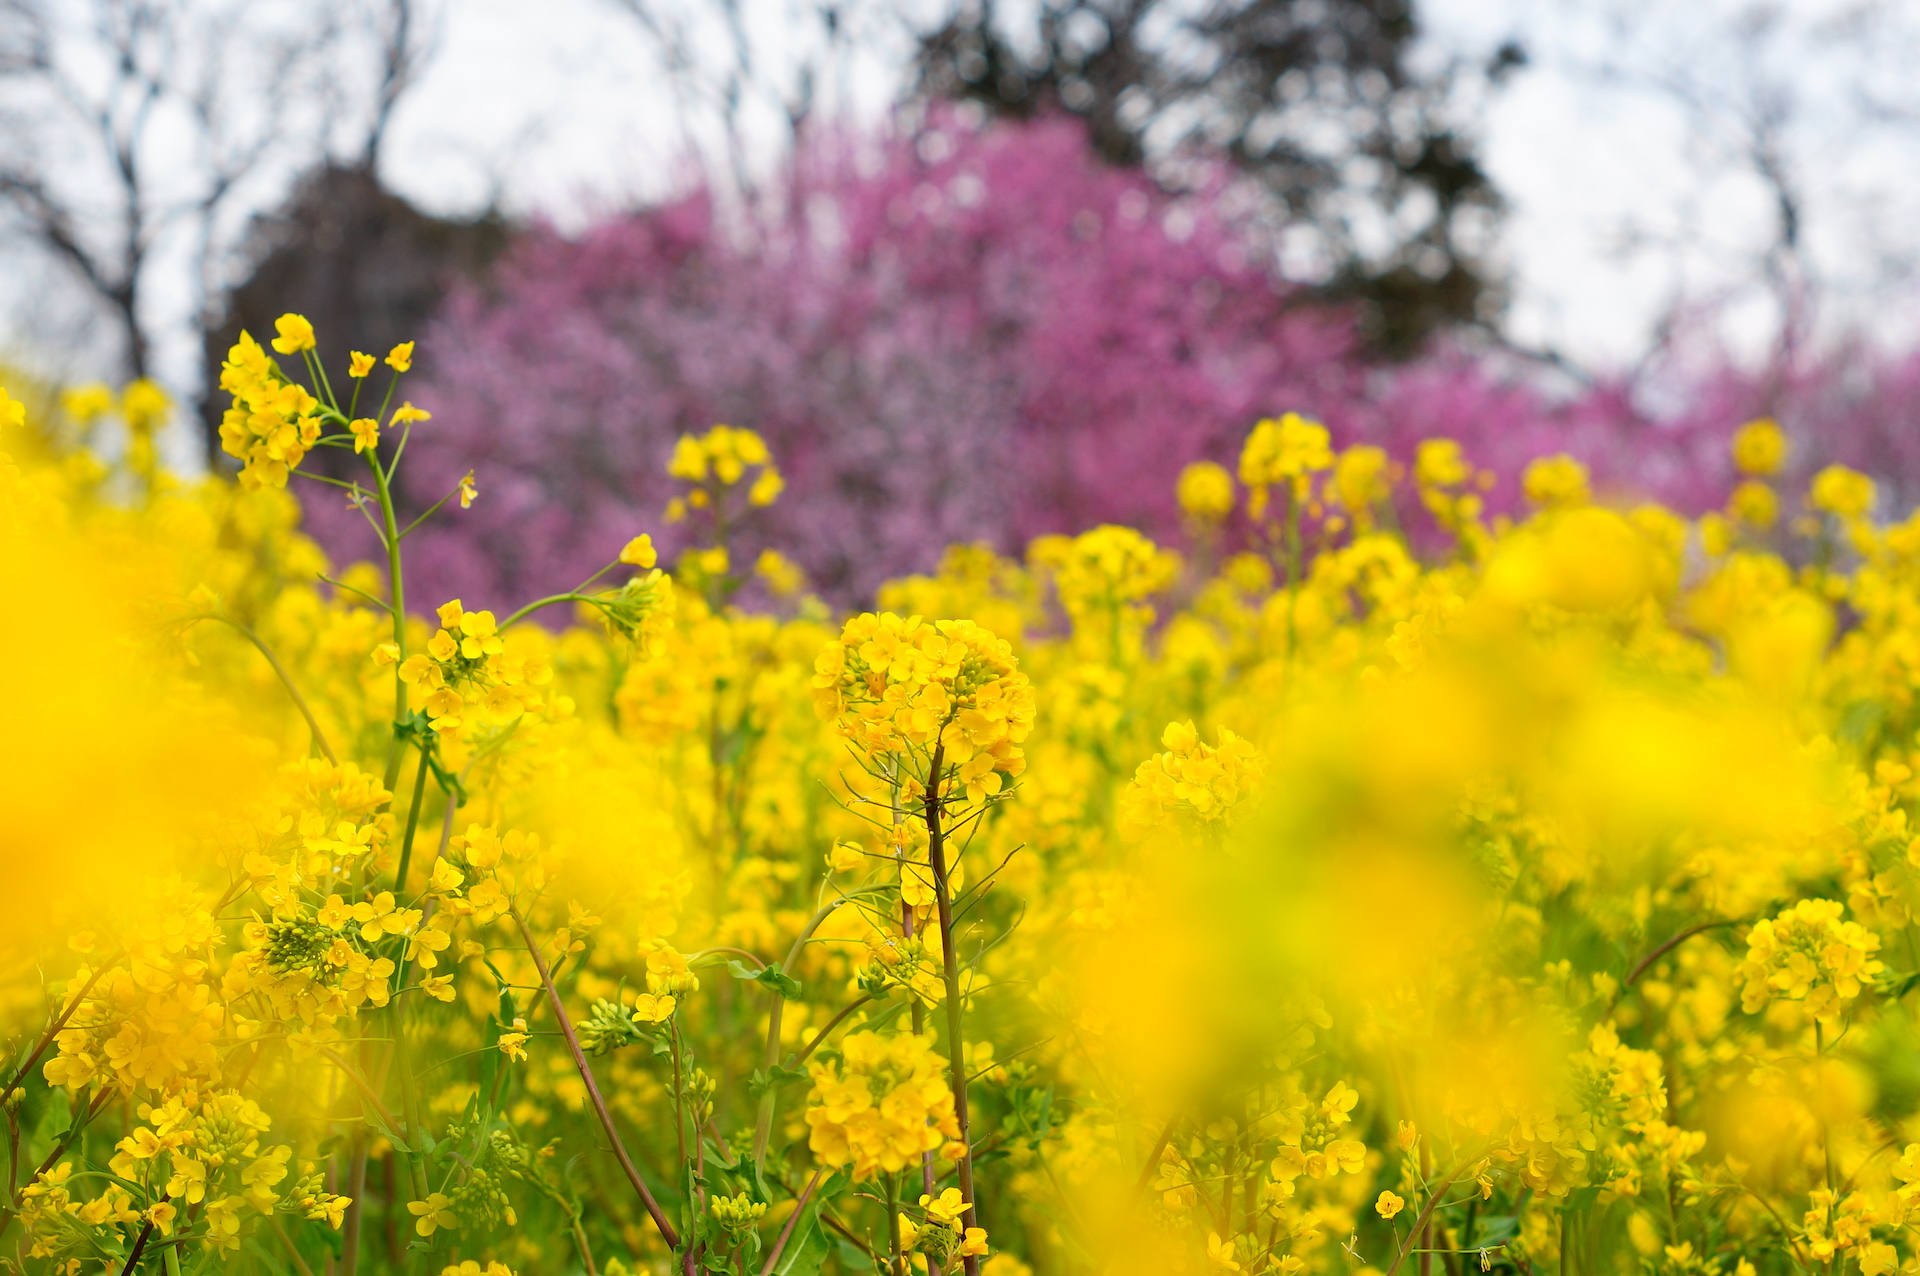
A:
[669,433,709,481]
[813,612,1036,804]
[1119,720,1264,834]
[620,534,658,568]
[631,992,676,1023]
[458,470,477,509]
[749,467,784,506]
[391,401,431,425]
[645,945,700,994]
[1207,1231,1241,1271]
[120,379,169,433]
[408,1191,458,1236]
[1732,417,1786,476]
[1239,413,1333,487]
[421,974,455,1002]
[1810,464,1874,518]
[146,1200,178,1236]
[386,341,415,372]
[922,1188,967,1225]
[349,418,379,453]
[60,383,113,423]
[1177,460,1235,521]
[270,313,316,354]
[1330,444,1390,529]
[1728,479,1777,530]
[804,1031,959,1179]
[1415,438,1470,488]
[1376,1190,1406,1220]
[166,1156,208,1203]
[1859,1243,1898,1276]
[218,330,322,488]
[349,351,376,377]
[1737,898,1884,1022]
[1522,453,1590,508]
[352,891,420,940]
[755,548,804,595]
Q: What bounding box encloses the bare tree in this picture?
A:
[0,0,435,409]
[912,0,1526,357]
[602,0,896,202]
[0,0,349,384]
[1573,1,1920,391]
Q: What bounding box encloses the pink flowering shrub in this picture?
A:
[295,111,1920,608]
[299,115,1363,605]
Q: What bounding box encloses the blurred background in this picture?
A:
[4,0,1919,605]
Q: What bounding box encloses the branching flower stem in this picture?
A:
[183,615,336,763]
[751,886,892,1181]
[760,1168,824,1276]
[509,905,682,1252]
[924,742,983,1276]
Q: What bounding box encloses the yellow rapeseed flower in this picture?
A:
[1731,417,1786,476]
[270,313,316,354]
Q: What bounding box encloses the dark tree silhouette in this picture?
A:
[915,0,1525,356]
[200,163,511,460]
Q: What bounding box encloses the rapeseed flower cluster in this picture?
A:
[813,612,1035,803]
[11,309,1920,1276]
[803,1031,960,1178]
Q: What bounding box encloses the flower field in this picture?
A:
[5,318,1920,1276]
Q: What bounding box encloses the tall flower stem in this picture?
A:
[923,744,982,1276]
[751,887,890,1181]
[368,452,409,791]
[510,906,681,1252]
[895,772,936,1198]
[393,742,431,897]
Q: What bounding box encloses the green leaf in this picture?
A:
[362,1105,414,1156]
[729,961,804,1000]
[1559,1185,1602,1215]
[748,1064,810,1099]
[701,1135,740,1175]
[1840,699,1886,746]
[774,1209,830,1276]
[1472,1216,1519,1247]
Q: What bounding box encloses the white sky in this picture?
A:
[368,0,1920,367]
[12,0,1920,448]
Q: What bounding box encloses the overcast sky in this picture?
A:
[11,0,1920,437]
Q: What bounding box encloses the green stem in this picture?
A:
[186,617,337,763]
[502,592,591,630]
[670,1019,688,1184]
[0,1090,111,1239]
[1385,1152,1485,1276]
[369,455,409,791]
[1817,1020,1837,1276]
[885,1172,904,1276]
[759,1169,824,1276]
[118,1219,156,1275]
[792,997,876,1069]
[751,887,892,1180]
[270,1216,317,1276]
[508,906,681,1250]
[391,1010,430,1201]
[923,745,982,1276]
[393,743,431,897]
[2,957,118,1101]
[570,1210,599,1276]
